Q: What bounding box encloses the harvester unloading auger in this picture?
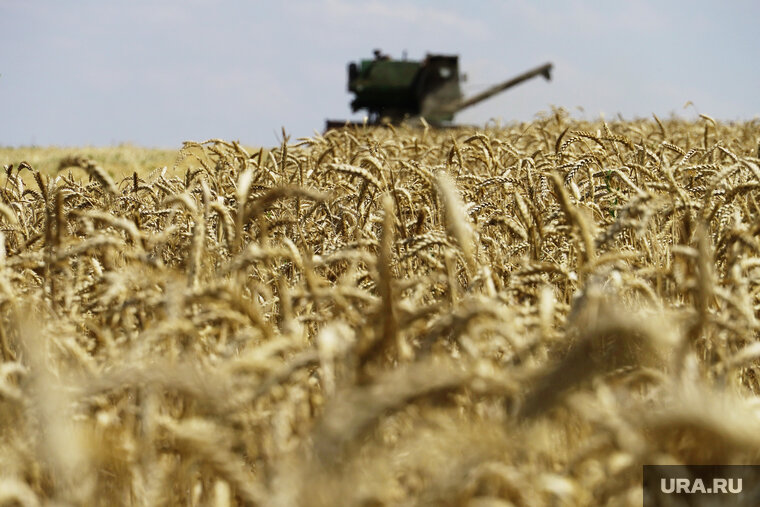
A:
[326,51,553,129]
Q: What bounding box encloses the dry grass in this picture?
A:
[0,110,760,505]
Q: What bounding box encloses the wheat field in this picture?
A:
[1,111,760,505]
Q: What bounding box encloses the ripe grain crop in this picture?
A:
[1,109,760,505]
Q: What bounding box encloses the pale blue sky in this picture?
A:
[1,0,758,147]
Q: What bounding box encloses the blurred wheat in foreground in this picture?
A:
[1,111,760,506]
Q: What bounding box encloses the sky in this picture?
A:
[1,0,758,148]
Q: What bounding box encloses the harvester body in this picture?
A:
[348,54,462,124]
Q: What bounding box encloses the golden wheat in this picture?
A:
[0,112,759,505]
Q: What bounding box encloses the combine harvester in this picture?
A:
[326,50,553,129]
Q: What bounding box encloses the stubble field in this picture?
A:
[1,111,759,506]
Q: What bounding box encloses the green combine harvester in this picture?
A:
[326,50,553,129]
